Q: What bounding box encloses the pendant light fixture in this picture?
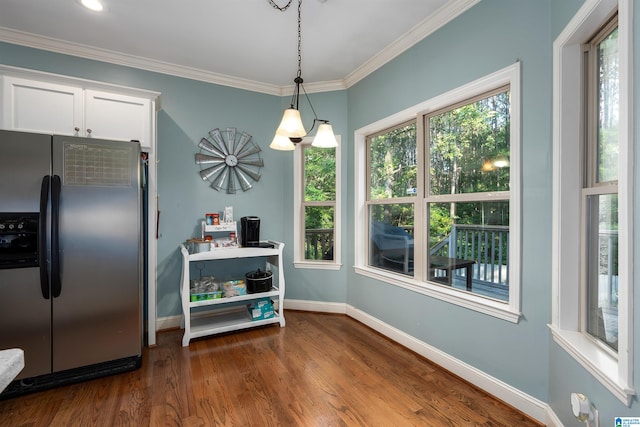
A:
[269,0,338,151]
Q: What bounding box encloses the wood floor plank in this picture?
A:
[0,311,543,426]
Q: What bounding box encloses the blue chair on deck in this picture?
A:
[370,222,414,273]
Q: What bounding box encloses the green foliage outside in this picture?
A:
[369,123,417,201]
[304,147,336,229]
[368,123,417,229]
[429,91,511,249]
[368,91,511,248]
[304,147,336,260]
[429,92,510,197]
[597,26,619,184]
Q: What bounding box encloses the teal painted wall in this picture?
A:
[0,42,349,318]
[347,0,640,422]
[278,89,350,303]
[347,0,554,402]
[1,0,639,423]
[545,1,640,424]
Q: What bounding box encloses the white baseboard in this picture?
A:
[157,298,561,426]
[545,406,564,427]
[157,301,284,331]
[157,314,182,331]
[344,304,559,426]
[283,298,347,314]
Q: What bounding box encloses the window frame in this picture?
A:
[365,120,418,278]
[582,16,619,353]
[424,86,512,303]
[551,0,634,405]
[354,63,521,322]
[293,135,342,270]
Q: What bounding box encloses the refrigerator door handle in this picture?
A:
[39,175,51,299]
[51,175,62,298]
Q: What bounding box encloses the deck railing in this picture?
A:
[599,229,619,306]
[430,224,509,292]
[305,224,618,304]
[304,229,334,260]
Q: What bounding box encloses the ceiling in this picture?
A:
[0,0,477,95]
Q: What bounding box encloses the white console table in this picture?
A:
[179,241,285,346]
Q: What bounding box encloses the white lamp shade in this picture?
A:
[276,108,307,138]
[270,134,295,151]
[311,123,338,148]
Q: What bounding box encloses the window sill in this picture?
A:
[293,261,342,270]
[354,266,520,323]
[549,325,635,406]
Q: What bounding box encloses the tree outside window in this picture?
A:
[357,62,520,319]
[302,145,336,261]
[584,20,619,352]
[365,87,513,301]
[426,88,511,300]
[367,122,417,276]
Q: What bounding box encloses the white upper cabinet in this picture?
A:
[84,90,152,145]
[0,68,159,149]
[1,76,83,137]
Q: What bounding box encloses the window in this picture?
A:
[355,63,521,322]
[367,122,417,276]
[583,18,619,352]
[293,136,341,269]
[426,88,511,302]
[551,0,633,405]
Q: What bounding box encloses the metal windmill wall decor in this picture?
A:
[195,128,263,193]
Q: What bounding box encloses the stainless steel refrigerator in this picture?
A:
[0,130,142,395]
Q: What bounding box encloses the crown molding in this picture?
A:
[0,27,282,96]
[344,0,480,87]
[278,79,347,96]
[0,0,478,96]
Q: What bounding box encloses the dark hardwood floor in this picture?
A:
[0,311,542,426]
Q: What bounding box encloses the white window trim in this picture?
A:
[354,63,521,322]
[550,0,634,405]
[293,135,342,270]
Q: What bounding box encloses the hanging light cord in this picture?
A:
[292,0,320,133]
[268,0,293,11]
[270,0,324,138]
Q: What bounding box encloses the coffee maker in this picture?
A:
[240,216,260,247]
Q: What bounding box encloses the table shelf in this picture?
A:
[187,288,280,308]
[188,308,282,340]
[179,241,285,346]
[186,245,279,261]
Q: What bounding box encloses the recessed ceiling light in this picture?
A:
[80,0,104,12]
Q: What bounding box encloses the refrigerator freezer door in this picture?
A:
[51,136,141,372]
[0,130,53,379]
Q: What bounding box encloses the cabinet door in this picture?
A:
[1,76,83,135]
[85,90,151,147]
